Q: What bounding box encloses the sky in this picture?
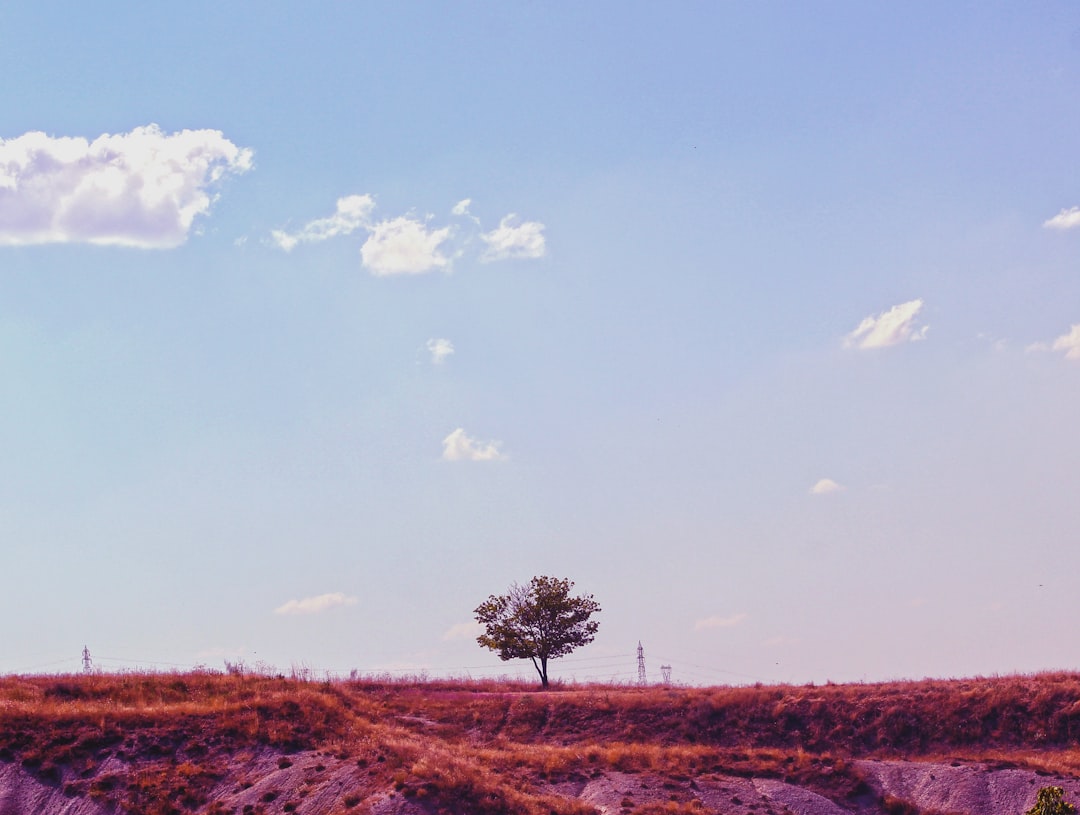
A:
[1,2,1079,686]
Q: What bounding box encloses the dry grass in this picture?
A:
[2,671,1080,813]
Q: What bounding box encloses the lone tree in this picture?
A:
[474,576,600,688]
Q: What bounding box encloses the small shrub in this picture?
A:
[1028,787,1078,815]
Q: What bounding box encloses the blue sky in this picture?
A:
[2,2,1079,685]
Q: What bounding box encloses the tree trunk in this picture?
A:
[530,656,551,688]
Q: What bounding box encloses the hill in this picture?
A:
[2,671,1080,815]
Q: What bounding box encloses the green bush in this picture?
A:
[1027,787,1077,815]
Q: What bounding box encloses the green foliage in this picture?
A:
[1027,787,1077,815]
[475,576,601,687]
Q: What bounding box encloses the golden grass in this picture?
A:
[2,670,1080,813]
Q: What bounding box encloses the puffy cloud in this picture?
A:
[361,216,453,276]
[480,214,546,261]
[694,612,748,631]
[0,124,252,248]
[1043,207,1080,230]
[442,621,483,641]
[844,299,928,349]
[1051,324,1080,360]
[426,337,454,364]
[271,194,374,251]
[809,478,844,495]
[441,428,505,462]
[274,592,358,616]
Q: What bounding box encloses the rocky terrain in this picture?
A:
[1,672,1079,815]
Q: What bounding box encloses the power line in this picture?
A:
[651,655,769,685]
[96,656,193,668]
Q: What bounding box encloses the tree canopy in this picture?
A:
[474,576,600,688]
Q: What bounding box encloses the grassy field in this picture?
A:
[2,671,1080,814]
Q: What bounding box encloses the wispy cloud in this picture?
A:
[977,332,1008,352]
[274,592,358,616]
[272,195,545,274]
[452,198,481,225]
[1043,206,1080,230]
[480,214,546,261]
[442,428,505,462]
[270,194,374,251]
[844,299,928,349]
[809,478,844,495]
[0,124,252,248]
[442,621,483,641]
[361,216,453,276]
[426,337,454,364]
[694,612,748,631]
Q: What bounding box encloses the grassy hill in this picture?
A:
[2,671,1080,814]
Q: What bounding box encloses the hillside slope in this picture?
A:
[1,672,1079,815]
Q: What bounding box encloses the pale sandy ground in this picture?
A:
[856,760,1080,815]
[0,754,1077,814]
[0,762,110,815]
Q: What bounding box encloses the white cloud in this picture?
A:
[0,124,252,248]
[1051,324,1080,360]
[1043,206,1080,230]
[480,214,546,262]
[271,194,374,251]
[270,196,548,271]
[441,428,505,462]
[442,621,483,641]
[1027,325,1080,360]
[451,197,481,225]
[694,612,748,631]
[809,478,844,495]
[274,592,358,616]
[361,216,453,276]
[844,299,928,349]
[426,337,454,364]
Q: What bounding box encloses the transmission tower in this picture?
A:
[661,664,672,686]
[82,645,93,675]
[636,641,647,685]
